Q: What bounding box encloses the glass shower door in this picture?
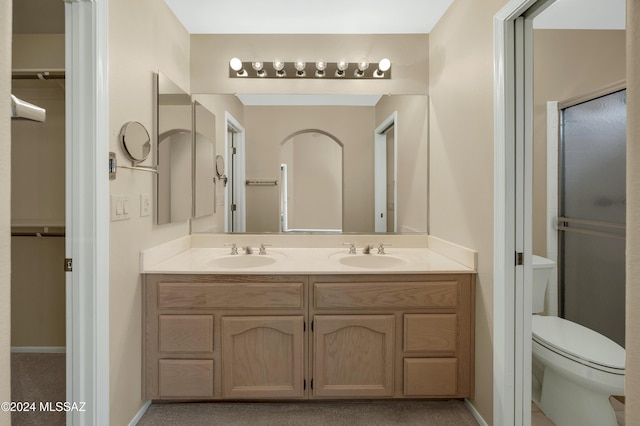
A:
[559,89,626,347]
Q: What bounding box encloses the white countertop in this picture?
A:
[141,246,475,275]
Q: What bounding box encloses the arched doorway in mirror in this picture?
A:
[280,130,343,232]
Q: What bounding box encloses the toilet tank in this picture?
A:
[532,255,555,314]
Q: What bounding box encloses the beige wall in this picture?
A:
[190,34,428,95]
[532,30,626,256]
[627,1,639,424]
[428,0,505,423]
[0,0,11,422]
[375,95,429,233]
[11,34,64,71]
[108,0,191,423]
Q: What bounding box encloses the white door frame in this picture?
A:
[374,112,397,232]
[493,1,555,425]
[64,0,110,424]
[224,112,246,232]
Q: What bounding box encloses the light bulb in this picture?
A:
[252,61,264,71]
[229,57,243,72]
[294,61,306,77]
[357,60,370,71]
[315,61,327,71]
[378,58,391,72]
[335,61,349,77]
[354,60,369,77]
[273,60,285,71]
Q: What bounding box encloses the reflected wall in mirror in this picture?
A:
[194,101,216,218]
[281,131,343,232]
[156,72,192,225]
[189,94,428,234]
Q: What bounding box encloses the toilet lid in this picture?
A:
[532,315,625,371]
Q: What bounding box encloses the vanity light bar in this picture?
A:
[228,59,391,79]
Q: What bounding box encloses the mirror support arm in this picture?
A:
[109,152,158,180]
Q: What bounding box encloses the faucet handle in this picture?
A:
[224,242,238,255]
[259,243,271,255]
[378,243,391,254]
[343,242,357,254]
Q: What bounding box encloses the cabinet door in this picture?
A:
[221,316,305,398]
[313,315,395,397]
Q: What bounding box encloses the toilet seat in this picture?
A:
[532,315,625,375]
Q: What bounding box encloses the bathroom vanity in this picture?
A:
[141,236,476,401]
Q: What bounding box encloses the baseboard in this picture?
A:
[465,399,489,426]
[129,400,151,426]
[11,346,66,353]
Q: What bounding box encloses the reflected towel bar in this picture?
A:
[246,179,278,186]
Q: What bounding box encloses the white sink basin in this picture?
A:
[208,255,278,269]
[334,254,407,269]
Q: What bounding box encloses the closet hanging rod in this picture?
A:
[11,226,65,238]
[12,70,66,80]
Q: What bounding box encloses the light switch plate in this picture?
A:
[140,193,151,217]
[111,195,131,221]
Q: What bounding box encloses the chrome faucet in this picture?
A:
[259,243,271,255]
[343,243,357,254]
[378,243,391,254]
[225,243,238,255]
[243,245,253,254]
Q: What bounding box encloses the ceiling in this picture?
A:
[10,0,625,35]
[164,0,455,34]
[164,0,625,34]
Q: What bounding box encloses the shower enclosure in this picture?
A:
[558,89,626,347]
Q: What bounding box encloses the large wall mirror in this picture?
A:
[188,93,429,234]
[156,72,193,225]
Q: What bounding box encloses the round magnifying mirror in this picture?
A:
[119,121,151,163]
[215,154,225,178]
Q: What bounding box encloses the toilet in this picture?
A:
[531,255,625,426]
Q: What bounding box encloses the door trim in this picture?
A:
[374,112,397,232]
[224,112,246,232]
[493,1,555,425]
[64,0,110,424]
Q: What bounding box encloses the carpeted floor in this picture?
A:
[137,399,480,426]
[11,352,66,426]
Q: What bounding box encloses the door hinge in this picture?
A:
[515,252,524,266]
[304,379,306,390]
[231,147,237,155]
[64,258,73,272]
[311,320,314,332]
[311,379,313,389]
[231,203,237,212]
[303,321,306,332]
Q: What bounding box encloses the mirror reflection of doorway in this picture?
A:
[225,112,246,232]
[374,112,397,232]
[280,130,343,232]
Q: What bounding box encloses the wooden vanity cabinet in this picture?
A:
[143,272,474,401]
[142,274,308,400]
[310,274,475,399]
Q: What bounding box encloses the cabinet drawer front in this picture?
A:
[158,282,303,309]
[159,359,214,398]
[314,281,457,309]
[404,314,457,354]
[404,358,457,396]
[159,315,214,353]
